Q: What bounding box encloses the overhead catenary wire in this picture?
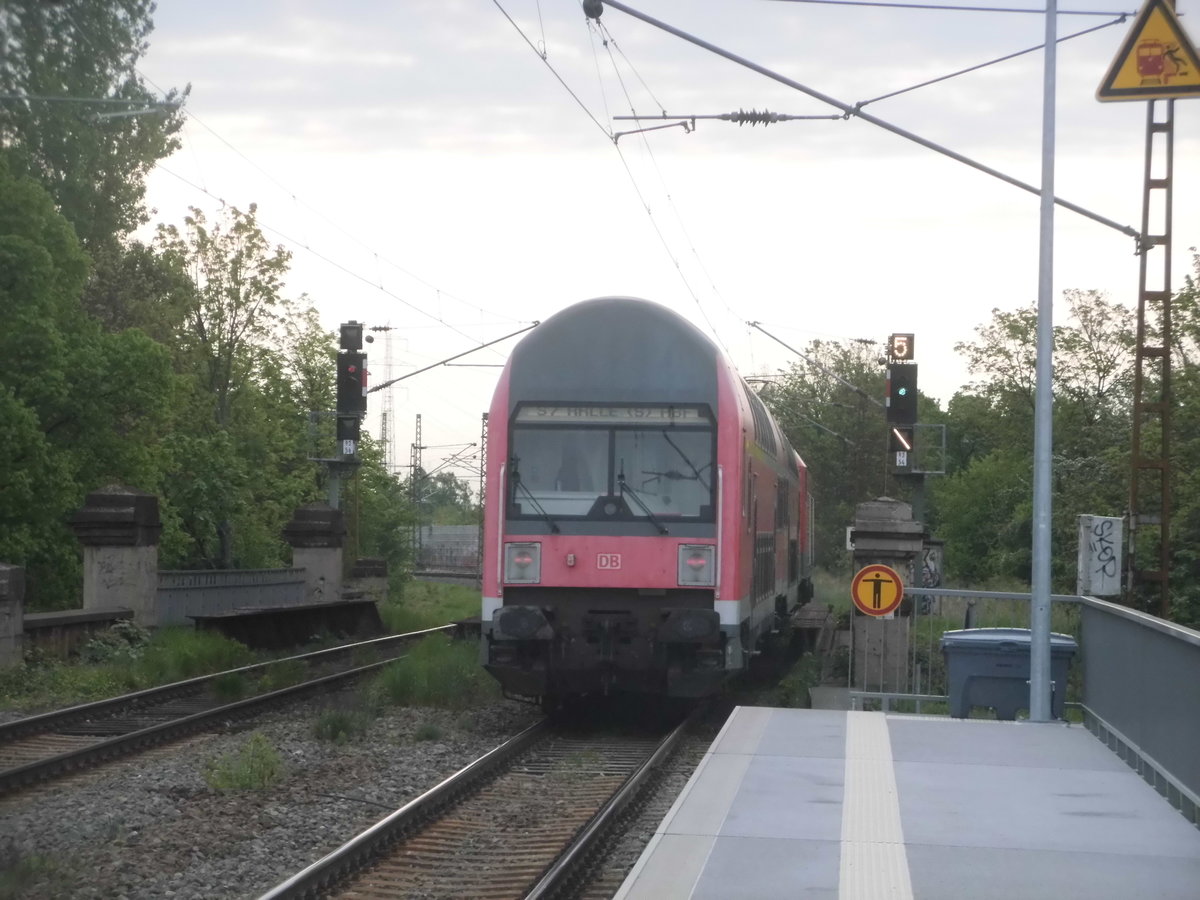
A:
[590,16,734,358]
[589,0,1141,245]
[855,15,1129,109]
[749,321,886,408]
[59,6,525,335]
[765,0,1136,15]
[495,0,742,360]
[155,165,527,348]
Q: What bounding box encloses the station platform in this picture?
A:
[615,706,1200,899]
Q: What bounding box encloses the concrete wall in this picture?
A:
[82,544,158,625]
[156,569,307,627]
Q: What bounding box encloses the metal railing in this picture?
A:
[846,588,1083,704]
[156,568,306,626]
[841,587,1200,825]
[1078,596,1200,825]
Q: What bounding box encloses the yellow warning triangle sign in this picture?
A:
[1097,0,1200,101]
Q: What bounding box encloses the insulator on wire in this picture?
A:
[722,108,785,127]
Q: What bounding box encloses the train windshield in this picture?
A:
[508,405,715,524]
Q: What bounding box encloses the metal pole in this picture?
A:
[1029,0,1058,722]
[327,469,341,510]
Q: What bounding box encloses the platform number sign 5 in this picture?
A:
[888,333,915,361]
[597,553,622,570]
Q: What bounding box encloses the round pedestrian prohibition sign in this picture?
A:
[850,564,904,616]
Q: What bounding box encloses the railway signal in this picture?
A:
[885,334,919,480]
[337,321,368,458]
[886,363,917,424]
[337,351,368,417]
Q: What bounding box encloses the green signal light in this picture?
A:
[897,387,908,396]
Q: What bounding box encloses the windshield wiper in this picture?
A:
[618,462,668,534]
[510,466,560,533]
[661,431,711,491]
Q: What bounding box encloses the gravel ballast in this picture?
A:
[0,691,542,899]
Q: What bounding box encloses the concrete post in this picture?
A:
[283,504,347,606]
[0,564,25,666]
[852,497,924,584]
[70,486,161,627]
[850,497,925,693]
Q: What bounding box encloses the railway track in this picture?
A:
[260,710,704,900]
[0,625,454,798]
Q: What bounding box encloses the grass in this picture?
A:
[760,655,824,708]
[314,704,376,743]
[371,633,499,709]
[379,581,480,634]
[203,732,283,792]
[258,657,307,693]
[0,627,257,713]
[0,580,484,715]
[131,628,257,685]
[211,671,249,702]
[0,854,61,899]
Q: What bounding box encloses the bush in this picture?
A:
[79,619,151,664]
[380,581,480,634]
[204,732,282,792]
[0,657,127,711]
[258,658,306,693]
[135,628,255,685]
[211,672,249,702]
[771,656,822,708]
[0,628,256,713]
[313,698,376,744]
[372,634,498,709]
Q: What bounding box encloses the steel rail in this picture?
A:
[523,714,693,899]
[0,654,412,797]
[0,625,453,743]
[257,718,552,900]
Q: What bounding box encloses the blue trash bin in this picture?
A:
[940,627,1077,720]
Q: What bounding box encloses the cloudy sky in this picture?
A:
[135,0,1200,484]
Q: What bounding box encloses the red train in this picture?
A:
[481,297,813,706]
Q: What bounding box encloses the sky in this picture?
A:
[134,0,1200,487]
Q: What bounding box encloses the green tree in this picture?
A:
[0,0,187,251]
[411,469,479,526]
[0,155,172,607]
[347,436,416,580]
[759,340,895,570]
[1167,250,1200,625]
[153,204,323,570]
[930,292,1135,588]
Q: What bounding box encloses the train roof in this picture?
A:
[502,296,807,474]
[507,297,720,410]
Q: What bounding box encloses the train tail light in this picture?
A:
[504,542,541,584]
[678,544,716,586]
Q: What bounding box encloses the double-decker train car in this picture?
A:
[481,297,813,705]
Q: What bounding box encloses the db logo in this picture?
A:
[597,553,622,570]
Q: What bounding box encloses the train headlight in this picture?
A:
[678,544,715,586]
[504,542,541,584]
